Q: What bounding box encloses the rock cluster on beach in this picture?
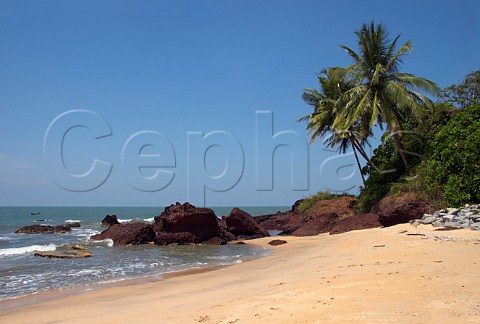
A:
[256,193,438,236]
[94,194,474,245]
[91,202,270,246]
[256,196,384,236]
[412,205,480,230]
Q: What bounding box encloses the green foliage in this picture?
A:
[356,136,404,212]
[298,191,354,214]
[357,103,453,212]
[300,25,478,211]
[331,21,440,153]
[440,70,480,108]
[417,103,480,206]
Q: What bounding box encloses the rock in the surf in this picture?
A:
[15,225,72,234]
[101,214,120,227]
[91,223,156,246]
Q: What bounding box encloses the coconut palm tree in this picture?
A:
[299,69,379,185]
[332,22,440,168]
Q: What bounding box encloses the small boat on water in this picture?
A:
[31,212,40,216]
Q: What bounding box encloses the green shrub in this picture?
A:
[418,103,480,206]
[357,103,453,212]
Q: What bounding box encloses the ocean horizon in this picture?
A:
[0,205,289,300]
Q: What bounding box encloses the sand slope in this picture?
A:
[1,224,480,323]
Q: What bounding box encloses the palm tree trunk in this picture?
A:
[352,144,366,186]
[391,132,409,168]
[350,137,381,174]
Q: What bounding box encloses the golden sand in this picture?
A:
[1,224,480,323]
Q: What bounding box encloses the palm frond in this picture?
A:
[386,40,411,73]
[395,73,440,96]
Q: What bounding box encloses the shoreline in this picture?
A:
[0,242,270,311]
[1,224,480,322]
[0,264,227,312]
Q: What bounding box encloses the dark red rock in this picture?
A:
[154,232,201,245]
[101,215,120,227]
[224,208,270,238]
[291,213,338,236]
[216,218,236,241]
[279,212,308,235]
[255,212,293,231]
[15,225,72,234]
[203,237,227,245]
[330,213,381,235]
[91,223,156,246]
[154,202,223,241]
[378,202,433,227]
[268,239,287,246]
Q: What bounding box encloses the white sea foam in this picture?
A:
[65,219,81,223]
[74,228,100,238]
[0,244,57,256]
[117,217,155,223]
[91,238,114,247]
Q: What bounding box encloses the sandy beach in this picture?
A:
[1,223,480,323]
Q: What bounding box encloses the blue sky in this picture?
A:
[0,0,479,207]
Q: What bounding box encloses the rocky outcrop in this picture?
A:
[279,213,308,235]
[413,204,480,230]
[101,215,120,227]
[330,213,381,235]
[309,196,357,218]
[65,222,81,228]
[291,213,338,236]
[154,202,225,242]
[224,208,269,239]
[373,192,434,227]
[255,212,293,231]
[257,196,360,236]
[203,237,227,245]
[217,219,237,241]
[15,225,72,234]
[378,202,433,227]
[91,223,156,245]
[35,250,93,258]
[91,202,235,246]
[154,232,202,245]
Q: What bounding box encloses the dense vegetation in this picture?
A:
[418,103,480,206]
[356,102,453,211]
[300,22,479,212]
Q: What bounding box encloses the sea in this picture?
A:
[0,206,288,301]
